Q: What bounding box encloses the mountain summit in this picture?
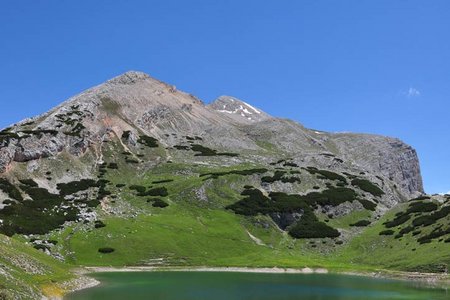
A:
[0,71,423,197]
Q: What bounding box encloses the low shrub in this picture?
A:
[200,168,268,180]
[288,211,340,238]
[129,185,146,193]
[379,230,395,235]
[0,179,23,201]
[138,135,159,148]
[305,168,347,183]
[107,163,119,169]
[94,220,106,228]
[351,179,384,197]
[98,247,115,254]
[350,220,371,227]
[137,187,168,197]
[57,179,99,196]
[152,179,174,184]
[18,179,38,187]
[384,214,411,228]
[151,198,169,208]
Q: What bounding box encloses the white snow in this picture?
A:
[243,102,261,114]
[217,110,233,114]
[242,108,253,115]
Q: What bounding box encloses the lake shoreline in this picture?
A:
[68,265,449,295]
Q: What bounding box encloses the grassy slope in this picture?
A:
[2,139,449,298]
[0,234,76,299]
[44,161,446,273]
[337,202,450,271]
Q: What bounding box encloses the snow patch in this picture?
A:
[243,102,261,114]
[217,110,233,114]
[242,108,253,115]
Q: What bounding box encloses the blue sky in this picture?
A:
[0,1,449,194]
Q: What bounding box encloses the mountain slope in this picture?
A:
[0,71,447,297]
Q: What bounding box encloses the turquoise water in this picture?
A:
[66,272,449,300]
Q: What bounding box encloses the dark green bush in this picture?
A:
[98,247,115,253]
[57,179,99,196]
[18,179,38,187]
[94,220,106,228]
[152,179,174,184]
[151,198,169,208]
[406,201,437,213]
[138,135,159,148]
[0,179,23,201]
[190,144,238,157]
[305,168,347,183]
[288,211,340,238]
[416,227,450,244]
[283,162,298,167]
[129,185,146,193]
[351,179,384,197]
[384,214,411,228]
[137,187,168,197]
[0,185,80,236]
[350,220,371,227]
[200,168,268,180]
[125,159,140,164]
[412,206,450,226]
[107,163,119,169]
[174,145,190,150]
[379,230,395,235]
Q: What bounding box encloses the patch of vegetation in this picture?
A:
[98,247,115,254]
[351,179,384,197]
[151,198,169,208]
[0,185,79,236]
[131,186,169,197]
[107,163,119,169]
[289,211,340,238]
[191,144,239,157]
[18,179,38,187]
[406,201,437,214]
[138,135,159,148]
[384,214,411,228]
[57,179,99,196]
[283,162,298,167]
[174,145,190,150]
[0,179,23,201]
[379,230,395,235]
[125,158,140,164]
[94,220,106,228]
[357,198,377,211]
[152,179,174,184]
[129,185,146,194]
[200,168,268,180]
[412,205,450,227]
[261,170,301,184]
[350,220,371,227]
[406,264,448,273]
[304,167,347,184]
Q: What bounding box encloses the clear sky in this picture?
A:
[0,1,449,194]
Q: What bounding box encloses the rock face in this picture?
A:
[0,71,424,202]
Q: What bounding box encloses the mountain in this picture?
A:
[0,71,448,298]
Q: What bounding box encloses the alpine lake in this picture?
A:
[66,271,449,300]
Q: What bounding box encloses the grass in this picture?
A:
[0,234,76,299]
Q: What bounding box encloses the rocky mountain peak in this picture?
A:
[106,70,151,84]
[208,95,271,123]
